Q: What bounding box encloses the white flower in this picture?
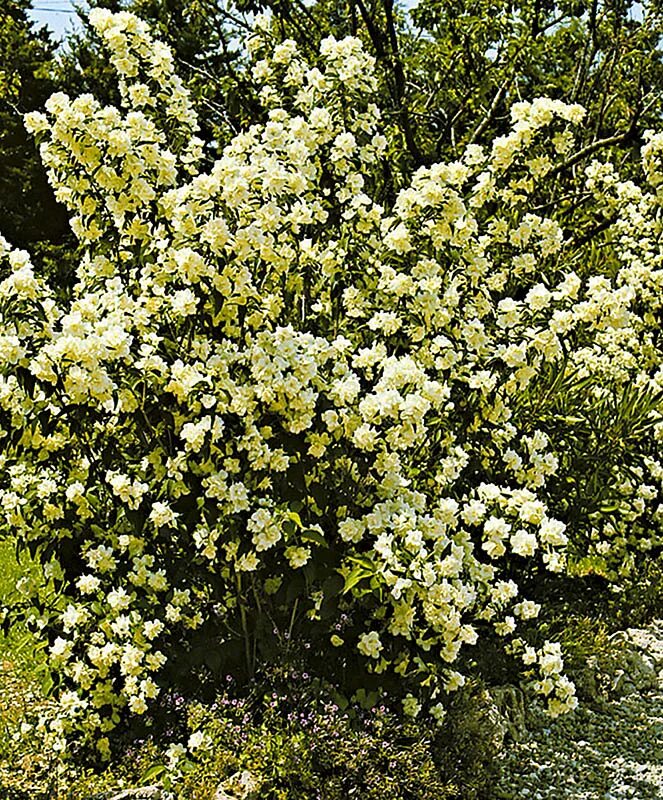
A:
[430,702,447,725]
[285,546,311,569]
[50,637,72,662]
[539,646,564,676]
[166,742,187,768]
[149,501,177,528]
[128,695,148,714]
[107,587,132,611]
[510,529,538,557]
[445,671,466,692]
[402,693,421,717]
[514,600,540,619]
[188,730,207,751]
[76,574,101,594]
[358,631,383,659]
[539,518,568,546]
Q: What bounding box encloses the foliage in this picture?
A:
[405,0,663,162]
[0,541,144,799]
[175,677,458,800]
[555,615,627,699]
[0,8,662,761]
[6,0,663,285]
[0,0,71,270]
[58,0,263,150]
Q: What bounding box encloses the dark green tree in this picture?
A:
[0,0,70,261]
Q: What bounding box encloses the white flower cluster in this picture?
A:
[1,12,661,749]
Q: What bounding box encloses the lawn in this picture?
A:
[0,540,55,798]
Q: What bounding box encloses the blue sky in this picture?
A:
[27,0,644,42]
[28,0,84,41]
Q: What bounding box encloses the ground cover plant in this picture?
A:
[0,4,662,794]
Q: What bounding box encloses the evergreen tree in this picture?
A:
[0,0,70,257]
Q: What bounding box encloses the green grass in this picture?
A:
[0,540,43,665]
[0,540,55,799]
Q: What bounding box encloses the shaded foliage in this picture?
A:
[0,1,70,261]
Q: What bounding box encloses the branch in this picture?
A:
[467,75,513,145]
[549,129,637,179]
[382,0,421,163]
[566,212,619,249]
[352,0,387,60]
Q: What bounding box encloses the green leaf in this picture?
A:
[286,574,305,604]
[125,508,145,534]
[342,561,376,594]
[301,528,328,548]
[599,501,620,513]
[319,592,339,620]
[332,690,349,711]
[348,554,376,569]
[204,648,223,675]
[322,574,344,598]
[309,483,328,510]
[285,511,303,528]
[41,670,54,696]
[141,764,167,785]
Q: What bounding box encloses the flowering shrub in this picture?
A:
[0,9,662,752]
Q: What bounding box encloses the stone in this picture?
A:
[488,685,527,743]
[89,788,172,800]
[465,688,510,754]
[608,630,660,696]
[436,686,514,798]
[573,655,603,703]
[214,770,261,800]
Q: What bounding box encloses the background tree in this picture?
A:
[0,0,71,278]
[59,0,663,194]
[405,0,663,160]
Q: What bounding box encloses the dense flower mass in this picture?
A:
[0,9,662,751]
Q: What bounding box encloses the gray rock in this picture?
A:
[608,635,659,696]
[466,688,509,754]
[573,654,604,702]
[489,684,527,742]
[610,627,663,667]
[436,686,512,798]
